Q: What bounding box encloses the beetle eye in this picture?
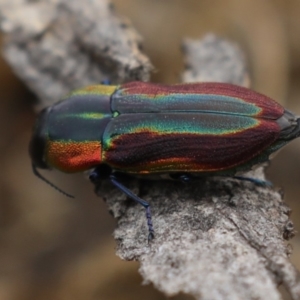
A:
[29,108,49,169]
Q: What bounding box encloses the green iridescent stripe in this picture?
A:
[113,92,261,116]
[55,112,111,119]
[103,113,259,147]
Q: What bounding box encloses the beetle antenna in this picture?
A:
[32,164,74,198]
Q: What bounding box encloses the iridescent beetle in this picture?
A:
[29,81,300,239]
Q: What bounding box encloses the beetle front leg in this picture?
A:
[109,174,155,241]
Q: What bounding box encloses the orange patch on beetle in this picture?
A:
[46,141,102,172]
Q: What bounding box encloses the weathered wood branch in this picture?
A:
[0,0,152,107]
[1,1,300,299]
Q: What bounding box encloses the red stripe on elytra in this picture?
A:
[103,119,280,173]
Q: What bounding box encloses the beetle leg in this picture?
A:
[232,176,273,187]
[170,173,196,183]
[89,164,112,183]
[179,174,195,183]
[101,79,111,85]
[109,174,155,241]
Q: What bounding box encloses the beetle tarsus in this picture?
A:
[148,231,155,243]
[109,175,155,240]
[146,206,155,241]
[233,176,273,187]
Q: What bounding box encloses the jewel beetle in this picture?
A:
[29,81,300,239]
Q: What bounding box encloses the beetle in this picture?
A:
[29,81,300,239]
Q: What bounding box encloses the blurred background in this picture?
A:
[1,0,300,299]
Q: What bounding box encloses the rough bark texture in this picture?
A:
[1,1,300,299]
[182,35,250,88]
[0,0,152,107]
